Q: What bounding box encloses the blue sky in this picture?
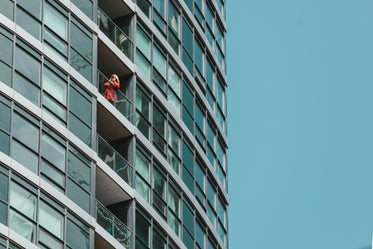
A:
[227,1,373,248]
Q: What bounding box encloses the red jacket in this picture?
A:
[104,80,120,102]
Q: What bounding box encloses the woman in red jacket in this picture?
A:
[104,74,120,102]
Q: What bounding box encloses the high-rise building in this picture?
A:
[0,0,228,248]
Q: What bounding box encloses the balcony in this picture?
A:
[97,134,133,186]
[98,8,133,62]
[95,200,132,249]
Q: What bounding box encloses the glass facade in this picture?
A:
[0,0,228,248]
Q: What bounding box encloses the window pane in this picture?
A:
[168,186,179,216]
[136,87,150,119]
[136,27,151,59]
[153,46,166,79]
[153,229,166,249]
[70,49,92,82]
[69,112,91,146]
[0,33,13,65]
[67,179,90,212]
[44,29,67,58]
[183,201,193,233]
[136,211,150,246]
[68,152,90,192]
[0,131,10,155]
[15,46,41,84]
[0,173,8,201]
[43,67,67,105]
[153,167,166,199]
[0,102,10,132]
[168,211,179,237]
[136,51,151,79]
[16,7,41,40]
[39,229,63,249]
[0,201,7,225]
[182,19,193,55]
[43,94,66,122]
[39,201,64,239]
[71,0,92,19]
[195,162,205,189]
[44,2,67,40]
[195,40,204,72]
[10,181,36,220]
[168,65,180,96]
[183,82,194,113]
[136,149,150,181]
[137,0,151,18]
[12,140,38,173]
[13,73,40,106]
[9,210,36,242]
[41,133,65,171]
[41,161,65,188]
[70,86,91,125]
[135,175,149,202]
[17,0,41,19]
[0,0,14,20]
[168,2,179,36]
[167,125,180,155]
[66,219,89,249]
[136,112,150,139]
[182,167,193,192]
[196,221,205,249]
[182,227,193,249]
[168,149,180,175]
[71,23,92,61]
[168,90,180,116]
[13,112,39,152]
[154,0,165,18]
[153,105,165,137]
[0,61,12,87]
[207,180,215,207]
[168,30,179,55]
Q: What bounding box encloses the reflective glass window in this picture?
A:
[69,113,91,146]
[11,140,38,172]
[71,23,92,61]
[0,173,8,201]
[154,0,165,18]
[39,201,64,239]
[168,64,180,96]
[0,61,12,87]
[16,8,41,40]
[183,200,193,233]
[168,2,179,36]
[136,175,150,202]
[68,152,90,191]
[195,40,204,75]
[0,102,10,132]
[137,0,151,18]
[0,131,9,155]
[136,26,151,59]
[13,112,39,152]
[168,89,180,116]
[44,2,67,40]
[183,82,194,114]
[153,167,166,199]
[67,179,90,212]
[0,0,14,20]
[15,46,41,85]
[70,86,91,125]
[70,49,92,82]
[41,133,65,171]
[182,19,193,56]
[182,227,193,249]
[10,181,36,220]
[43,67,67,105]
[136,149,150,181]
[153,45,166,79]
[18,0,41,19]
[136,86,150,119]
[168,125,180,155]
[0,33,13,65]
[66,219,89,249]
[14,73,40,106]
[168,186,179,216]
[39,229,63,249]
[9,209,36,242]
[196,221,205,249]
[136,51,151,79]
[0,201,7,225]
[136,210,150,246]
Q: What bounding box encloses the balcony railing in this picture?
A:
[98,8,133,61]
[96,200,132,248]
[97,70,133,123]
[97,134,133,187]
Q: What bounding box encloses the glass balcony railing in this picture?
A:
[97,134,133,187]
[98,8,133,61]
[97,70,133,122]
[96,200,132,248]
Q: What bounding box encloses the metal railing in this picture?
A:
[97,134,133,187]
[97,70,133,122]
[96,200,132,248]
[98,8,133,61]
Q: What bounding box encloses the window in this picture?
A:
[39,201,64,239]
[44,2,67,40]
[41,132,65,171]
[66,218,89,249]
